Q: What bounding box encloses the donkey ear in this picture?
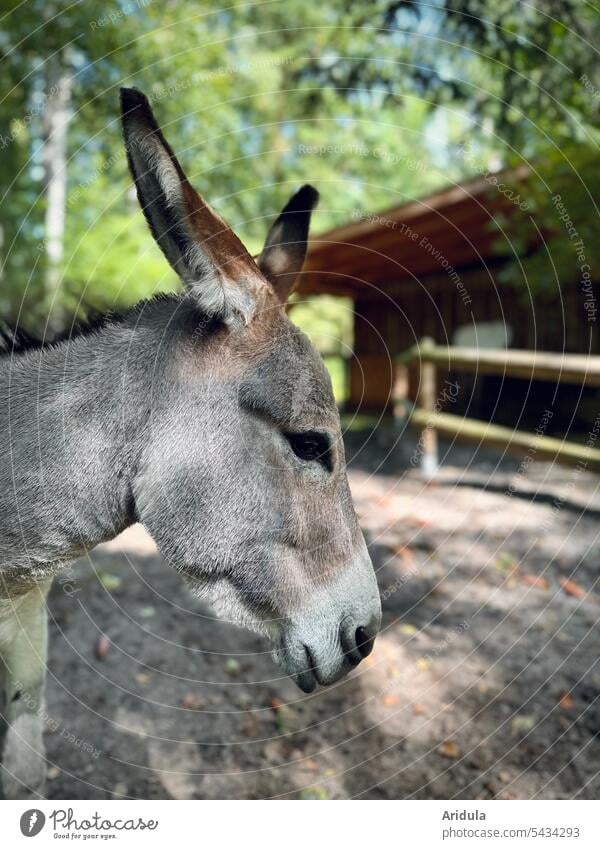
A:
[120,87,264,325]
[258,185,319,303]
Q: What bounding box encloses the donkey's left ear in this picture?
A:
[258,185,319,303]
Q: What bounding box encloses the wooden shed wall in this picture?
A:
[349,267,599,411]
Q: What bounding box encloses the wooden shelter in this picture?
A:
[298,168,596,412]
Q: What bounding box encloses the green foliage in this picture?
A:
[498,139,600,301]
[0,0,597,343]
[63,174,177,314]
[290,296,354,401]
[0,0,471,330]
[290,296,354,357]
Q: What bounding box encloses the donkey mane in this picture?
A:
[0,293,181,359]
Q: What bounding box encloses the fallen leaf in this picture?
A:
[495,552,519,574]
[413,703,426,716]
[406,515,432,528]
[416,657,431,671]
[181,693,206,710]
[511,714,535,735]
[393,546,416,570]
[98,573,122,591]
[224,657,241,676]
[559,692,574,710]
[560,578,586,599]
[521,574,549,590]
[299,786,328,800]
[233,692,251,710]
[438,740,460,759]
[382,694,399,707]
[270,697,293,732]
[135,672,151,685]
[399,623,418,636]
[94,634,110,660]
[263,741,282,763]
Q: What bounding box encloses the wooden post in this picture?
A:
[392,362,409,420]
[417,337,438,477]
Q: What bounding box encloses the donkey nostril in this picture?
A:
[341,619,379,665]
[355,625,376,658]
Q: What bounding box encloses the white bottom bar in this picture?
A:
[1,799,599,847]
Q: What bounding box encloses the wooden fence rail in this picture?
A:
[398,338,600,476]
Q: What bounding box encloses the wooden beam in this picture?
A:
[399,345,600,386]
[409,410,600,471]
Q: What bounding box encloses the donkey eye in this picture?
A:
[285,431,331,469]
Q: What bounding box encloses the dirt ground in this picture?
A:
[34,426,600,799]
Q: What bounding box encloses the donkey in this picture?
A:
[0,88,381,799]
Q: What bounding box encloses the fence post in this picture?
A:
[417,337,438,477]
[392,360,410,420]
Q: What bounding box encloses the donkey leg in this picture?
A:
[0,657,6,750]
[0,583,51,800]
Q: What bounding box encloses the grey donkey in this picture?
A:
[0,88,381,799]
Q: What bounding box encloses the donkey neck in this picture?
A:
[0,300,180,583]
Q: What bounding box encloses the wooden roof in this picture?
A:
[297,166,531,299]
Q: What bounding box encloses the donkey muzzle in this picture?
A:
[273,557,382,693]
[275,611,380,693]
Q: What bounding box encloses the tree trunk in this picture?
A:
[42,51,72,333]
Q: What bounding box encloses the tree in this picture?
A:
[0,0,596,335]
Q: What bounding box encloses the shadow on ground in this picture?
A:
[34,427,600,799]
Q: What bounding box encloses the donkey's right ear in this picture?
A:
[120,88,264,326]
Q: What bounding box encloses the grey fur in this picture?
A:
[0,88,381,798]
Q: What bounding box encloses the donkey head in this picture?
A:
[120,88,381,692]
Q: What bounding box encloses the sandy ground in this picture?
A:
[13,428,600,799]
